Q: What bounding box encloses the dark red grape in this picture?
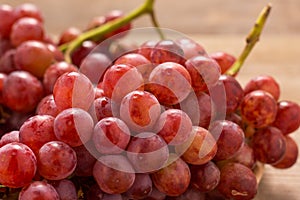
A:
[0,37,13,57]
[19,181,60,200]
[127,132,169,173]
[93,155,135,194]
[151,155,191,197]
[124,173,152,199]
[58,27,82,45]
[73,144,97,177]
[3,70,44,113]
[71,40,97,67]
[217,162,257,200]
[273,100,300,135]
[0,142,37,188]
[227,142,256,169]
[190,161,220,192]
[165,187,206,200]
[251,126,286,164]
[0,49,18,74]
[38,141,77,180]
[50,179,77,200]
[209,51,236,74]
[240,90,277,128]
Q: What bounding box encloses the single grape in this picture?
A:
[19,181,60,200]
[175,126,217,165]
[71,40,97,67]
[124,173,153,199]
[190,161,220,192]
[147,62,192,105]
[36,94,60,117]
[0,49,18,73]
[225,112,243,127]
[93,155,135,194]
[0,4,16,38]
[43,61,78,94]
[150,39,185,65]
[0,37,13,58]
[19,114,56,154]
[209,120,245,161]
[54,108,94,147]
[137,40,157,61]
[209,51,236,74]
[38,141,77,180]
[127,132,169,173]
[93,96,114,121]
[47,43,64,61]
[226,142,256,169]
[3,70,44,113]
[240,90,278,128]
[143,186,167,200]
[93,117,131,154]
[175,37,207,59]
[0,142,37,188]
[272,135,298,169]
[185,55,221,92]
[73,144,97,176]
[102,63,144,103]
[151,155,191,197]
[251,126,286,164]
[10,17,44,47]
[58,27,82,45]
[120,90,161,133]
[14,3,44,22]
[273,100,300,135]
[80,52,111,84]
[49,179,78,200]
[244,75,280,100]
[0,130,19,148]
[154,109,193,145]
[53,71,95,111]
[181,91,213,129]
[217,162,257,200]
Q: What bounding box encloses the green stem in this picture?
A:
[225,3,272,76]
[60,0,163,63]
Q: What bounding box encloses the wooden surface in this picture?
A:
[191,33,300,200]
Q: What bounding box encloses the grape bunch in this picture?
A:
[0,1,299,200]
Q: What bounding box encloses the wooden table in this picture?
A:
[190,34,300,200]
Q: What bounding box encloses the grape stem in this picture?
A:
[225,4,272,76]
[59,0,164,63]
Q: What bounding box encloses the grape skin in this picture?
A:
[19,181,60,200]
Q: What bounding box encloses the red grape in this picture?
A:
[143,186,167,200]
[240,90,277,128]
[19,114,56,154]
[0,37,13,57]
[54,108,94,147]
[0,49,18,73]
[14,3,43,22]
[0,4,16,38]
[43,61,78,94]
[251,126,286,164]
[150,40,185,65]
[273,100,300,135]
[120,90,161,133]
[124,173,153,199]
[36,94,60,117]
[19,181,60,200]
[10,17,44,47]
[209,120,245,161]
[53,71,95,111]
[0,72,7,103]
[47,43,64,61]
[37,141,77,180]
[227,142,256,169]
[176,37,207,59]
[50,179,77,200]
[244,75,280,100]
[93,155,135,194]
[190,161,220,192]
[93,96,114,121]
[209,51,236,74]
[3,70,44,113]
[272,135,298,169]
[151,155,191,197]
[185,55,221,92]
[127,132,169,173]
[217,162,257,200]
[71,40,97,67]
[0,130,19,148]
[137,40,157,60]
[102,63,144,103]
[58,27,82,45]
[0,142,37,188]
[147,62,192,105]
[73,144,97,177]
[155,109,193,145]
[93,117,131,154]
[175,126,217,165]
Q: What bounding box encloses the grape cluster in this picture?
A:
[0,2,299,200]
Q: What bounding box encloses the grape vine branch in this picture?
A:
[59,0,164,63]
